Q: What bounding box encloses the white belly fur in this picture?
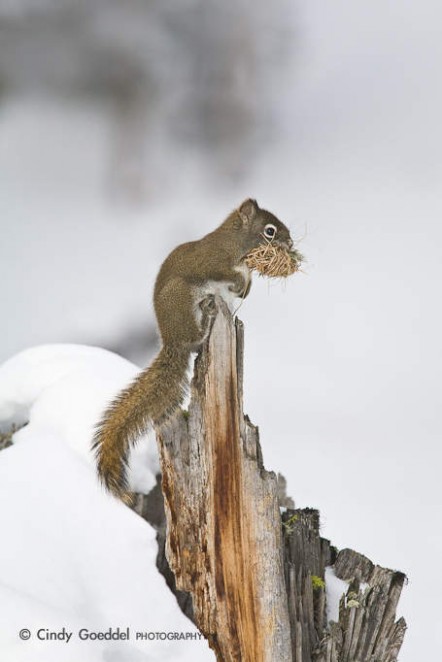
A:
[194,264,251,324]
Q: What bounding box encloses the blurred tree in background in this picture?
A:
[0,0,293,203]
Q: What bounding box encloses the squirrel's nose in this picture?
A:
[287,238,294,249]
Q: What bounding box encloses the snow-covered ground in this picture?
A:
[1,1,441,660]
[0,346,212,661]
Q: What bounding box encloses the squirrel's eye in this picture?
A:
[264,224,277,239]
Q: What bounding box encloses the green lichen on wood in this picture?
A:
[282,513,299,534]
[311,575,326,591]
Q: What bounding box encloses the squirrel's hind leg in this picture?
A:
[155,278,215,351]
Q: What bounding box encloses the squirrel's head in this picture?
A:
[236,198,293,252]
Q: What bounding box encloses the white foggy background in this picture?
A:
[1,1,441,659]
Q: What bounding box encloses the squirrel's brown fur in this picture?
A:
[92,345,189,501]
[92,199,293,501]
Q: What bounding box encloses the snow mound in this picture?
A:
[0,344,211,661]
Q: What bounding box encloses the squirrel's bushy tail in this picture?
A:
[92,344,190,501]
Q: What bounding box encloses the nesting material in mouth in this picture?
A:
[244,242,303,278]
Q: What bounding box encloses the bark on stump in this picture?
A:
[133,298,406,661]
[155,298,291,661]
[281,511,407,662]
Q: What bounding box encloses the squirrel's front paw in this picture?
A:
[228,282,250,298]
[199,295,217,338]
[199,294,217,317]
[228,283,242,295]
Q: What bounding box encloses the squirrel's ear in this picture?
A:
[238,198,259,226]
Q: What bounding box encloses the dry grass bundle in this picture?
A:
[244,242,303,278]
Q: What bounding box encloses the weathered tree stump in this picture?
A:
[154,298,292,661]
[133,299,407,661]
[281,510,407,662]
